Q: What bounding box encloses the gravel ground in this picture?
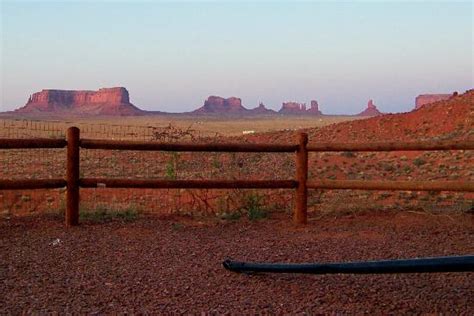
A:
[1,211,473,314]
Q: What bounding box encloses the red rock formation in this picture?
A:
[415,94,452,109]
[250,102,276,114]
[307,100,322,115]
[357,99,383,116]
[278,102,306,114]
[193,96,248,114]
[17,87,143,116]
[279,100,322,115]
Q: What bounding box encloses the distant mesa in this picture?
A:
[12,88,395,118]
[415,94,452,109]
[279,101,306,114]
[193,96,274,115]
[193,96,248,114]
[278,100,322,115]
[16,87,143,116]
[193,96,323,116]
[357,99,382,116]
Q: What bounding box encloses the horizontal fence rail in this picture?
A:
[80,179,297,189]
[1,126,473,226]
[81,139,298,152]
[307,180,474,192]
[0,179,67,190]
[0,138,67,149]
[307,140,474,152]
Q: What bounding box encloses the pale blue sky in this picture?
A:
[1,1,472,114]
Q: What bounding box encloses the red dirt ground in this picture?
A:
[1,211,473,314]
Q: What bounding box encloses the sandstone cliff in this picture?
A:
[357,99,382,116]
[415,94,452,109]
[17,87,143,116]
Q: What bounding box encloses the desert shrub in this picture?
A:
[242,192,267,221]
[378,192,392,200]
[381,163,395,172]
[212,155,222,169]
[80,204,140,223]
[220,211,242,221]
[171,222,185,231]
[165,152,179,180]
[341,151,356,158]
[165,162,176,180]
[413,158,427,167]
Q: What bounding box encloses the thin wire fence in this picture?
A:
[1,118,472,219]
[0,119,294,218]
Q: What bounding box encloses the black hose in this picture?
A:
[223,255,474,274]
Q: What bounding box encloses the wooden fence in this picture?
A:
[1,127,473,226]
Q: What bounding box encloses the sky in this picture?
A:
[1,1,472,114]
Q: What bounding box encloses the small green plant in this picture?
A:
[212,155,222,169]
[165,152,179,180]
[243,192,267,221]
[165,161,176,180]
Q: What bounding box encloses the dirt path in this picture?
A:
[1,211,473,314]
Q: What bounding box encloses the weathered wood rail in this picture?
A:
[1,127,473,226]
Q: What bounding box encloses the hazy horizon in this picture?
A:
[1,1,473,114]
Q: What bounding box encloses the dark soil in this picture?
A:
[1,211,473,314]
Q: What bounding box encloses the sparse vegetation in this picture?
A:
[242,192,267,221]
[79,204,140,223]
[220,211,242,221]
[165,152,179,180]
[413,158,427,167]
[341,151,356,158]
[171,222,184,231]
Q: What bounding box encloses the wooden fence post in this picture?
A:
[66,127,80,226]
[294,132,308,224]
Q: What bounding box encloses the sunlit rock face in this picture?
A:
[194,96,248,114]
[17,87,143,115]
[415,94,452,109]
